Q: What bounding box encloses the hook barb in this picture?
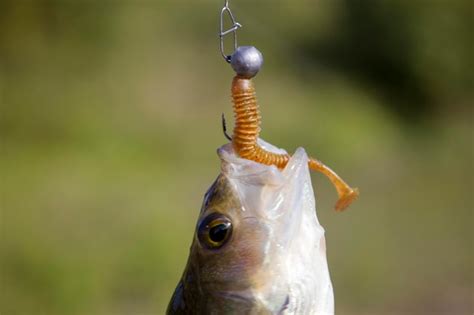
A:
[221,113,232,141]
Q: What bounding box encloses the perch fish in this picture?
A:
[167,141,334,314]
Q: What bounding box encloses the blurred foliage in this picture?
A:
[0,1,472,315]
[293,0,473,121]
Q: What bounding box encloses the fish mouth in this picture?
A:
[218,140,288,188]
[218,141,315,223]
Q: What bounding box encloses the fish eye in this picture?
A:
[197,213,232,249]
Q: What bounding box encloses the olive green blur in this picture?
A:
[1,1,472,314]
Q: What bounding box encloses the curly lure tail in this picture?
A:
[231,76,359,211]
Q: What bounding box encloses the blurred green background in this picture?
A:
[1,1,472,314]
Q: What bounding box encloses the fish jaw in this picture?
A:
[168,141,334,314]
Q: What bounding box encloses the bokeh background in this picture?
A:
[1,1,472,314]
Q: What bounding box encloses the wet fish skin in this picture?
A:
[167,175,275,314]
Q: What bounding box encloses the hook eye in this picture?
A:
[219,5,242,62]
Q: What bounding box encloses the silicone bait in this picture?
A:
[229,47,358,211]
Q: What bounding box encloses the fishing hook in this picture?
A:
[221,113,232,141]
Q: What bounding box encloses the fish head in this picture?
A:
[168,141,334,314]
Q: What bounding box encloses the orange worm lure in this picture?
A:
[219,11,358,211]
[230,75,359,211]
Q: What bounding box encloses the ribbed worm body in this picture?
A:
[231,76,289,167]
[231,76,359,211]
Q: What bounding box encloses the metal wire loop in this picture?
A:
[219,0,242,63]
